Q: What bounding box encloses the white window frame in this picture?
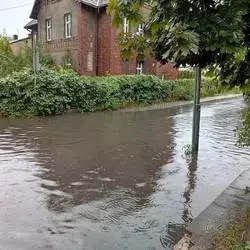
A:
[46,18,52,41]
[123,17,129,33]
[137,23,144,36]
[136,62,143,75]
[64,13,72,38]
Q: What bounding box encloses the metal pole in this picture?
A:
[192,66,201,152]
[32,30,39,72]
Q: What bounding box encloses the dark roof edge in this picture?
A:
[30,0,39,19]
[10,37,31,44]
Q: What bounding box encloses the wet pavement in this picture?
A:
[189,168,250,250]
[0,97,249,249]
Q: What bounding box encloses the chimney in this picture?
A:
[13,34,18,40]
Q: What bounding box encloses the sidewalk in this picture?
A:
[174,168,250,250]
[121,94,242,112]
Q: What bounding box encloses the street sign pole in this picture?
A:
[192,66,201,152]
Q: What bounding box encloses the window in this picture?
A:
[136,62,143,75]
[137,23,144,36]
[45,18,52,41]
[64,13,72,38]
[123,17,129,33]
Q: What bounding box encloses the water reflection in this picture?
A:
[183,154,198,224]
[0,110,177,249]
[160,154,198,248]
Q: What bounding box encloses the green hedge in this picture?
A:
[0,68,223,117]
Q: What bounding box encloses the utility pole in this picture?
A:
[192,66,202,152]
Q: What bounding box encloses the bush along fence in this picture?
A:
[0,68,231,117]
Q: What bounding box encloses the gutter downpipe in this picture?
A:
[96,4,100,76]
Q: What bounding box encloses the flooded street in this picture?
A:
[0,97,249,250]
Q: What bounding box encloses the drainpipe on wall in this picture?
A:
[32,29,40,72]
[25,26,39,73]
[96,7,100,76]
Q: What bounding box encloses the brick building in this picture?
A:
[27,0,178,79]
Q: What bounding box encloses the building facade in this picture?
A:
[28,0,178,79]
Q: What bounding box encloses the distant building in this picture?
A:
[10,37,31,56]
[26,0,178,79]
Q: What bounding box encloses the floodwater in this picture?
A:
[0,98,249,250]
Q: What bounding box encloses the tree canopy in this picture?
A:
[0,36,16,77]
[220,1,250,88]
[108,0,247,69]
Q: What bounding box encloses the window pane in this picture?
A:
[46,19,52,41]
[65,14,71,38]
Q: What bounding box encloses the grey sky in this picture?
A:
[0,1,34,39]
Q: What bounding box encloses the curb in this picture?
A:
[121,94,242,112]
[174,168,250,250]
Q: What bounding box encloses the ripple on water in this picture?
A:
[0,98,249,250]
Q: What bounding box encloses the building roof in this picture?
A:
[24,19,38,30]
[10,37,31,44]
[30,0,109,19]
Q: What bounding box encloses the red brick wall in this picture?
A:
[109,27,136,75]
[155,62,179,80]
[98,9,111,75]
[78,5,97,76]
[97,8,136,76]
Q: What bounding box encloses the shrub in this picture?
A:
[0,68,224,117]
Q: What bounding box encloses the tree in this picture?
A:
[108,0,245,67]
[0,37,54,78]
[220,1,250,89]
[0,36,16,77]
[108,0,247,151]
[219,2,250,146]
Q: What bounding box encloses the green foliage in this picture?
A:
[0,36,55,78]
[238,105,250,147]
[108,0,246,68]
[16,43,55,69]
[0,68,224,117]
[245,186,250,194]
[178,70,195,79]
[220,2,250,88]
[0,36,16,77]
[216,207,250,250]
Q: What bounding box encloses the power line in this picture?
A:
[0,3,33,12]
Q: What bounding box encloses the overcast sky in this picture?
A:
[0,1,34,39]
